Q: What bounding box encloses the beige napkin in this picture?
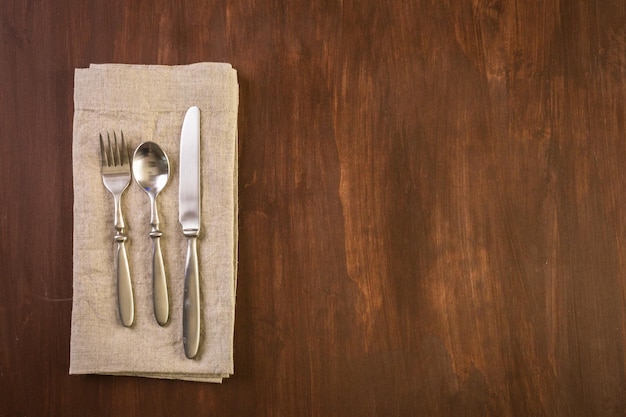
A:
[69,63,238,383]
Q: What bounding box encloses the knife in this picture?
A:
[179,106,201,359]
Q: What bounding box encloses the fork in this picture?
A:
[100,131,134,327]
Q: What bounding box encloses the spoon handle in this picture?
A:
[151,231,169,326]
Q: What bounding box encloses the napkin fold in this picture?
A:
[69,63,238,383]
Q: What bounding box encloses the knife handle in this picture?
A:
[183,232,200,359]
[115,231,134,327]
[151,231,169,326]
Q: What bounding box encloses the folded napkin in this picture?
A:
[69,63,238,382]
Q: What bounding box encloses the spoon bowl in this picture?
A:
[133,142,170,195]
[132,141,171,326]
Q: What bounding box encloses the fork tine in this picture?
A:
[120,130,129,166]
[107,132,113,167]
[113,131,121,166]
[99,133,108,167]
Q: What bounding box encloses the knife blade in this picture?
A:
[179,106,201,359]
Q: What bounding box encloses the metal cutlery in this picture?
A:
[132,142,171,326]
[99,131,134,327]
[98,109,202,358]
[179,106,202,359]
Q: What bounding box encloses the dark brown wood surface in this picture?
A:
[2,0,626,415]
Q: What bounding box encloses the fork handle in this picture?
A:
[115,232,134,327]
[113,194,126,230]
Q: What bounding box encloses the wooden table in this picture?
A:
[2,0,626,415]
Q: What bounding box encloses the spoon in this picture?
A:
[132,141,170,326]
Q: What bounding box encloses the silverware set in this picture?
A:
[98,107,202,359]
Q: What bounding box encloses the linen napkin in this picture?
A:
[69,63,238,383]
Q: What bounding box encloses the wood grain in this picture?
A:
[2,0,626,415]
